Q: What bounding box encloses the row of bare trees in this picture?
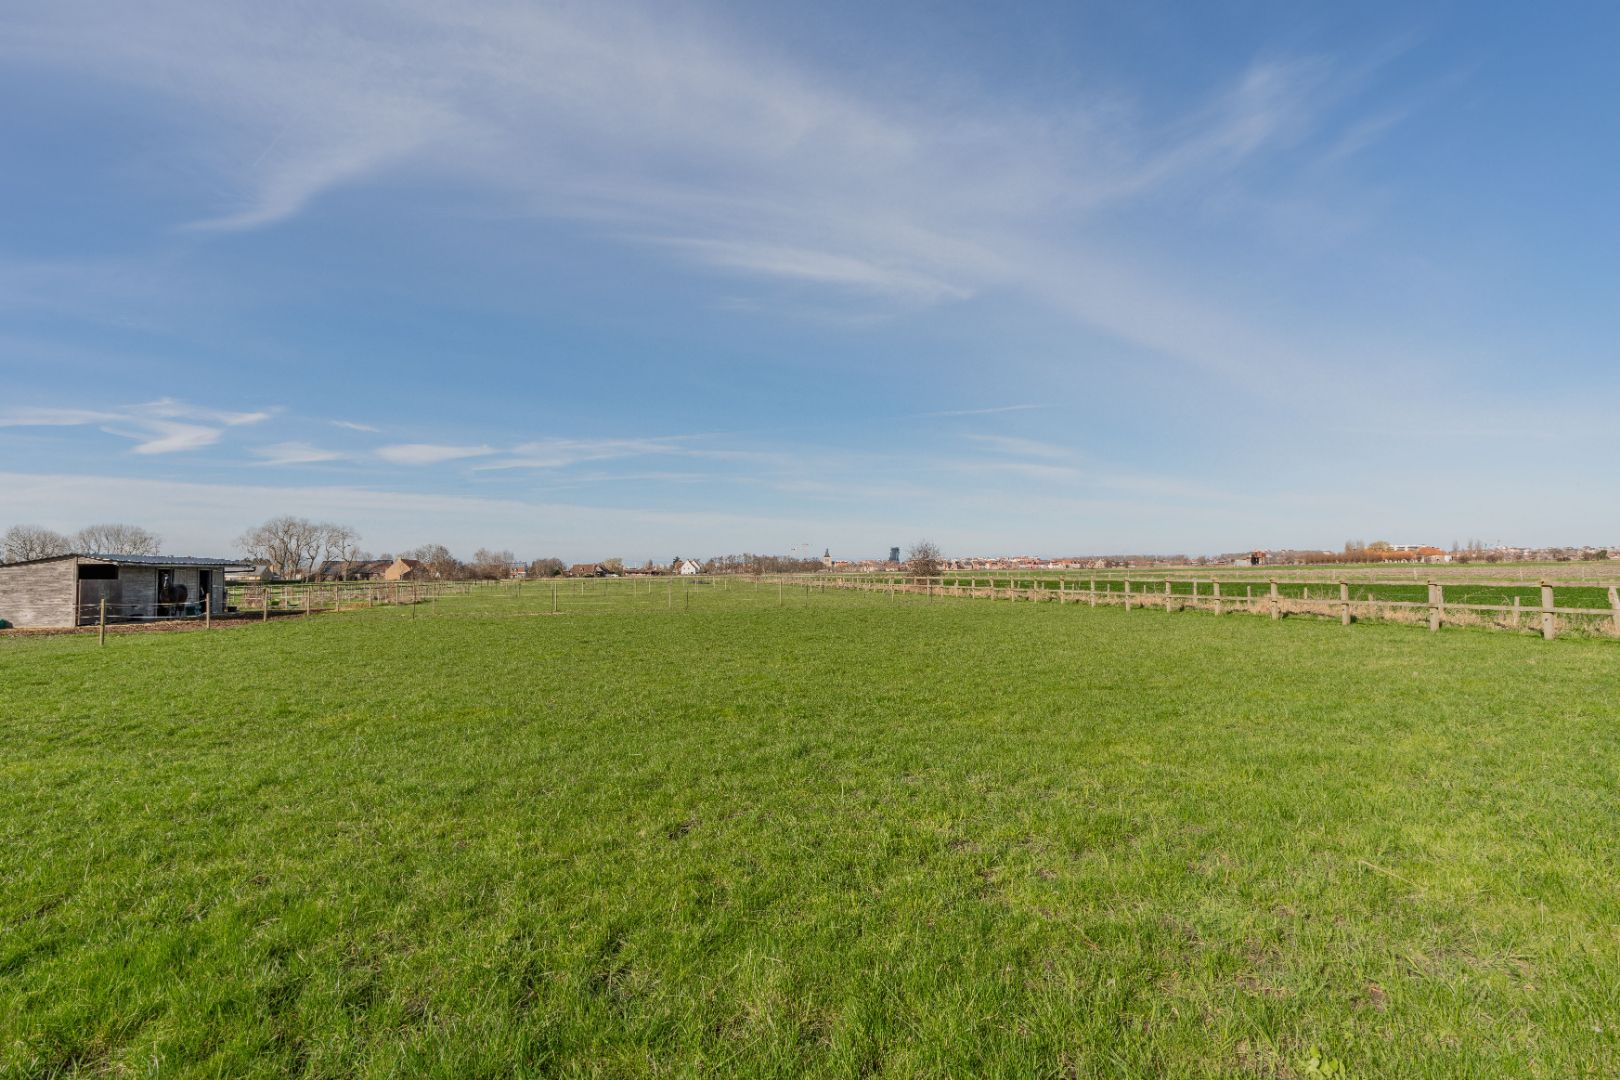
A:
[235,517,362,579]
[4,516,949,584]
[675,542,941,577]
[1,523,162,563]
[233,522,569,581]
[700,553,825,574]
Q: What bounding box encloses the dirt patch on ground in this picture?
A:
[0,613,304,638]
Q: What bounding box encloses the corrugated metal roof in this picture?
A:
[80,553,242,567]
[2,553,242,568]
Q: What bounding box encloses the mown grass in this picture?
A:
[3,588,1619,1077]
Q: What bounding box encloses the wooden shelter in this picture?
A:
[0,553,236,628]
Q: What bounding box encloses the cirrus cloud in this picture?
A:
[375,443,497,466]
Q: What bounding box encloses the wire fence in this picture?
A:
[29,569,1620,644]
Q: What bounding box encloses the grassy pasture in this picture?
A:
[4,585,1619,1077]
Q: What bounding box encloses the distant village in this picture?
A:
[5,517,1617,587]
[271,540,1620,582]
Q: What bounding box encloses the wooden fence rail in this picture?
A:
[822,574,1620,641]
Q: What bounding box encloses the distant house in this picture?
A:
[677,559,702,576]
[568,563,602,578]
[384,557,433,581]
[0,553,234,629]
[311,559,392,582]
[226,563,275,584]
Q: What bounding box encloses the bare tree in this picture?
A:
[324,524,362,578]
[2,524,71,563]
[236,516,353,579]
[402,543,461,580]
[906,539,943,577]
[600,557,625,575]
[529,557,566,578]
[74,523,162,556]
[470,548,516,580]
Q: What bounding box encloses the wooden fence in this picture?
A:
[125,572,1620,643]
[226,578,481,618]
[823,574,1620,641]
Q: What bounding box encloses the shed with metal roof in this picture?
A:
[0,553,238,629]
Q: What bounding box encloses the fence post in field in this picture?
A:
[1428,582,1441,632]
[1213,580,1223,616]
[1088,578,1097,607]
[305,590,312,618]
[1511,595,1521,629]
[1123,579,1132,611]
[1610,587,1620,635]
[778,579,784,608]
[99,598,106,645]
[1540,581,1556,641]
[1269,580,1280,619]
[1163,580,1172,613]
[1059,578,1066,604]
[205,593,211,629]
[1340,581,1350,626]
[263,590,269,621]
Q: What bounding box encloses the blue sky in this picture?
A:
[3,1,1618,561]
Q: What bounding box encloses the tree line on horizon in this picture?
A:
[3,517,948,580]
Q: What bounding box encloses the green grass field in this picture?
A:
[937,574,1619,612]
[4,586,1619,1077]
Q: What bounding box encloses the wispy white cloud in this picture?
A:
[250,441,346,466]
[0,470,905,561]
[0,398,272,455]
[375,443,496,466]
[137,398,273,427]
[0,2,1403,380]
[0,407,117,428]
[331,419,381,433]
[114,421,226,455]
[476,436,702,471]
[652,238,972,303]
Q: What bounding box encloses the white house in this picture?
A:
[677,559,701,575]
